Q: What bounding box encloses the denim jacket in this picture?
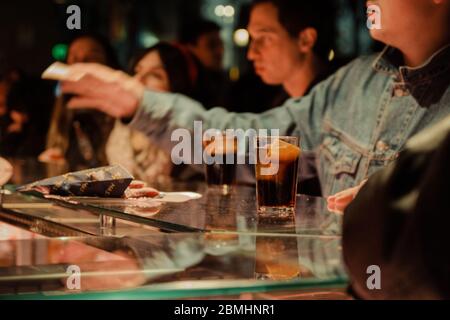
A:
[130,45,450,196]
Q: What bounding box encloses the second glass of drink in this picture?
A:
[203,131,238,195]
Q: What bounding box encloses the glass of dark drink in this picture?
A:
[203,131,238,195]
[255,136,300,217]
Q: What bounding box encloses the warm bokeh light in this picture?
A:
[214,5,225,17]
[233,28,249,47]
[223,5,235,18]
[328,49,336,61]
[215,4,234,18]
[229,66,240,81]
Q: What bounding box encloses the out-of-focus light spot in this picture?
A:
[233,29,249,47]
[52,43,68,61]
[223,5,235,17]
[229,66,240,82]
[215,5,225,17]
[139,31,159,48]
[328,49,335,61]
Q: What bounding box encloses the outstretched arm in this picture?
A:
[61,62,346,153]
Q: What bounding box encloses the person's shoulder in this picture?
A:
[333,53,380,77]
[306,53,379,93]
[314,53,382,94]
[352,52,380,66]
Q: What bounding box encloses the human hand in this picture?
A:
[0,157,13,186]
[52,241,147,291]
[125,180,160,198]
[327,179,368,214]
[38,148,66,164]
[60,63,145,118]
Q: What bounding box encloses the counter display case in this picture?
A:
[0,159,349,299]
[0,233,347,299]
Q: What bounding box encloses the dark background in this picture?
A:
[0,0,379,76]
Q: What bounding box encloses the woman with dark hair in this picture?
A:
[130,42,194,96]
[106,42,196,184]
[1,75,54,157]
[39,33,119,170]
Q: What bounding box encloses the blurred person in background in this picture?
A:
[0,73,15,155]
[0,68,21,139]
[178,19,230,109]
[39,34,119,170]
[0,80,11,134]
[247,0,335,102]
[231,0,337,195]
[1,67,53,158]
[106,42,202,184]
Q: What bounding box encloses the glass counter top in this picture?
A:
[0,159,347,299]
[1,191,166,237]
[3,158,341,237]
[0,233,347,299]
[2,187,341,237]
[0,221,46,241]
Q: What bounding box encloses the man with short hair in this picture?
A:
[244,0,337,195]
[178,19,228,109]
[179,19,224,72]
[247,0,335,98]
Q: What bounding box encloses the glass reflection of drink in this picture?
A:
[255,236,300,281]
[204,191,240,255]
[255,136,300,217]
[203,131,238,195]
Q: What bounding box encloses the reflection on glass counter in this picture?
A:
[0,159,347,299]
[0,233,347,299]
[3,159,341,237]
[1,191,165,237]
[0,221,46,241]
[2,186,342,237]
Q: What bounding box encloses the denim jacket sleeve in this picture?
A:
[128,58,356,153]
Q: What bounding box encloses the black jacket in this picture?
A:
[343,116,450,299]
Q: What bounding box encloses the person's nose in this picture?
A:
[247,40,258,61]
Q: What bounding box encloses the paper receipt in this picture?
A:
[41,62,70,81]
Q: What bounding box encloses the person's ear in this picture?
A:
[297,27,318,54]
